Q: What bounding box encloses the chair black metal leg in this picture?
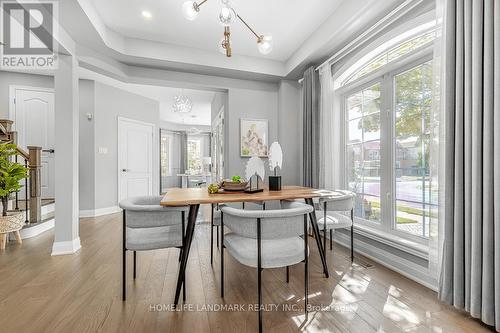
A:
[305,198,329,278]
[133,251,137,279]
[216,226,219,248]
[286,266,289,283]
[257,218,263,333]
[211,204,214,265]
[182,210,186,301]
[323,202,327,257]
[220,212,224,298]
[122,210,126,301]
[351,209,354,262]
[304,214,309,318]
[179,212,185,262]
[174,204,200,305]
[183,273,186,302]
[330,229,333,250]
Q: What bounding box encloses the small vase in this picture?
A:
[269,176,281,191]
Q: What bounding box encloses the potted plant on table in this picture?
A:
[0,143,29,249]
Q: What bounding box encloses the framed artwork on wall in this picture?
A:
[240,118,268,157]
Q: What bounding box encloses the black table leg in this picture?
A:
[305,198,329,278]
[174,204,200,305]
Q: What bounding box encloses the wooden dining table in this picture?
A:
[161,185,337,305]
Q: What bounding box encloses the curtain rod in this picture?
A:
[298,0,424,83]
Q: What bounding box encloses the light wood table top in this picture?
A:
[161,185,337,206]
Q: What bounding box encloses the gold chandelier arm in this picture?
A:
[236,13,262,41]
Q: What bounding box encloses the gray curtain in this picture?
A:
[439,0,500,330]
[179,132,188,174]
[302,66,320,188]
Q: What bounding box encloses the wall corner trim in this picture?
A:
[51,237,81,256]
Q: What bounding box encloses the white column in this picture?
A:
[52,54,80,255]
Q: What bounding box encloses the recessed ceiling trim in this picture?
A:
[76,0,286,77]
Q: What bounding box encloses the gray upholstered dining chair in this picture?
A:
[218,201,313,332]
[210,201,266,265]
[119,196,189,301]
[316,190,356,262]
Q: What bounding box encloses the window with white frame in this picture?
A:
[187,138,202,175]
[339,24,437,241]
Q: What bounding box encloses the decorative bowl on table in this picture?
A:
[219,180,249,191]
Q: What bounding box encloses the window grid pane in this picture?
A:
[394,61,434,238]
[343,30,436,86]
[346,82,381,223]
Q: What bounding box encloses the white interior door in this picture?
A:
[118,118,154,202]
[10,87,55,199]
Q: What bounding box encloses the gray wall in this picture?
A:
[209,85,301,185]
[93,82,160,209]
[278,80,301,185]
[79,80,96,211]
[0,71,302,212]
[0,71,53,118]
[227,87,279,181]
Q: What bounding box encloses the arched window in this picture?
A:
[336,21,436,88]
[342,30,435,86]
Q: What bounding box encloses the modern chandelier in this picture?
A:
[181,0,273,57]
[172,91,193,113]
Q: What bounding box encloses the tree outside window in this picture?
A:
[187,139,202,175]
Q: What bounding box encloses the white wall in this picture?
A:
[93,82,160,210]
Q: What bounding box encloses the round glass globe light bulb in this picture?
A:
[257,35,273,55]
[182,1,199,21]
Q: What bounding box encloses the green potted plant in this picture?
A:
[0,143,29,248]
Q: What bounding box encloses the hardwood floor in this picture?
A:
[0,209,493,333]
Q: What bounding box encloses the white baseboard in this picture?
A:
[18,218,55,239]
[333,231,438,291]
[79,206,122,218]
[51,237,81,256]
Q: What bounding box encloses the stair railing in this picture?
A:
[0,119,42,224]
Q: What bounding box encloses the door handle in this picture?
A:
[42,149,55,153]
[122,169,129,172]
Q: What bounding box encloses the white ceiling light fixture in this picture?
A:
[141,10,152,20]
[172,90,193,113]
[181,0,273,57]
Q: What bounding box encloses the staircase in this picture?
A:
[0,119,48,226]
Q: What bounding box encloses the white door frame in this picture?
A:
[117,116,155,203]
[9,85,55,121]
